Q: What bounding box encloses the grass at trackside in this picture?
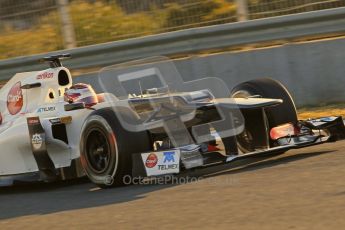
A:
[298,103,345,120]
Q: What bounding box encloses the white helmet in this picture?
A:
[64,83,98,107]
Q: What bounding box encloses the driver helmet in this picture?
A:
[64,83,98,107]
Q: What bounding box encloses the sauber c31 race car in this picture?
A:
[0,54,344,187]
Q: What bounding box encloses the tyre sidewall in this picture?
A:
[80,115,119,186]
[231,78,298,128]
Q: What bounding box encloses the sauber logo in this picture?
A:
[145,153,158,168]
[37,72,54,80]
[7,82,23,115]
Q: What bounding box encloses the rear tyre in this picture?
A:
[231,78,298,151]
[80,108,152,188]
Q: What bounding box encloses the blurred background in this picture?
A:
[1,0,345,60]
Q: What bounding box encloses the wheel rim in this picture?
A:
[85,128,112,174]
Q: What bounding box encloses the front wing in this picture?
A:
[132,116,345,178]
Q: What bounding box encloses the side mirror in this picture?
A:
[21,83,41,89]
[64,102,85,111]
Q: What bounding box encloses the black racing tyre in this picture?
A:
[231,78,298,128]
[231,78,298,151]
[79,108,152,188]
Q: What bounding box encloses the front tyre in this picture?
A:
[231,78,298,152]
[80,108,152,188]
[231,78,298,128]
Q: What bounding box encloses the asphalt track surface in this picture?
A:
[1,141,345,230]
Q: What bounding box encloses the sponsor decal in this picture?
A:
[37,106,56,113]
[145,153,158,168]
[158,151,178,171]
[163,151,175,163]
[31,133,43,150]
[7,82,23,115]
[37,72,54,80]
[27,117,40,125]
[141,150,180,176]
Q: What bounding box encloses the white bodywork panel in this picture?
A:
[0,67,114,176]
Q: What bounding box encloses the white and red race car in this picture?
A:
[0,54,344,187]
